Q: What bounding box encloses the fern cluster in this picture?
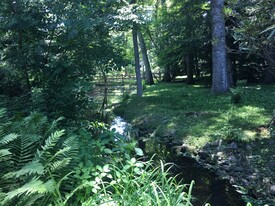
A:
[0,109,78,206]
[0,108,195,206]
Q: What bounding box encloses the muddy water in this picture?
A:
[143,139,245,206]
[111,117,246,206]
[170,156,245,206]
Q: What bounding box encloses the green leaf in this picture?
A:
[103,165,110,173]
[123,165,131,171]
[96,165,102,171]
[134,148,144,156]
[135,162,144,168]
[115,171,121,178]
[134,167,141,175]
[103,148,113,154]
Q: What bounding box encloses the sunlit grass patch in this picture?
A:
[114,83,275,147]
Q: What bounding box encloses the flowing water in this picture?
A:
[110,117,245,206]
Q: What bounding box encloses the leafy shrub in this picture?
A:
[230,80,247,105]
[230,87,241,104]
[0,109,194,206]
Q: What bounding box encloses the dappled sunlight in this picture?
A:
[237,105,265,114]
[190,84,207,88]
[116,83,275,148]
[144,88,170,96]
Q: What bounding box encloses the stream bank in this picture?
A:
[110,117,246,205]
[134,125,275,206]
[111,83,275,205]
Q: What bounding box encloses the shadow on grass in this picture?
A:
[114,82,275,146]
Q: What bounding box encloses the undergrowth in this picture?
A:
[0,108,194,206]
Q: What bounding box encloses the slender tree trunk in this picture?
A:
[262,43,275,83]
[186,54,194,84]
[133,23,143,97]
[194,53,200,78]
[162,67,172,82]
[137,30,154,85]
[211,0,229,93]
[226,54,234,87]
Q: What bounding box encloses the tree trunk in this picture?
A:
[186,54,194,84]
[194,53,200,78]
[211,0,229,93]
[137,30,154,85]
[262,42,275,84]
[162,67,172,82]
[132,23,143,97]
[226,54,234,87]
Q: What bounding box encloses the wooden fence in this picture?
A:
[90,73,162,110]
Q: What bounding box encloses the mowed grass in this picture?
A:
[115,83,275,147]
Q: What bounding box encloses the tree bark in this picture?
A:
[132,23,143,97]
[137,30,154,85]
[211,0,229,93]
[162,67,172,82]
[186,54,194,84]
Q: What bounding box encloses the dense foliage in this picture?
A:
[151,0,274,84]
[0,108,194,205]
[0,0,129,119]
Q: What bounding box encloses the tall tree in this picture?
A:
[128,0,144,96]
[211,0,229,93]
[132,23,143,97]
[137,30,154,85]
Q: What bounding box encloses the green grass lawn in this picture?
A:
[114,82,275,147]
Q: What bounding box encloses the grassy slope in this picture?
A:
[115,82,275,147]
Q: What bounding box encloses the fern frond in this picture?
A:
[45,117,64,138]
[2,178,54,205]
[63,135,78,149]
[20,113,48,136]
[0,134,19,146]
[4,161,44,179]
[0,149,12,163]
[49,136,78,163]
[63,135,78,156]
[0,190,5,204]
[48,158,71,172]
[42,130,65,152]
[0,108,7,120]
[35,130,65,162]
[49,147,71,162]
[9,135,39,168]
[16,193,45,206]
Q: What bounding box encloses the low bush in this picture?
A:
[0,108,194,206]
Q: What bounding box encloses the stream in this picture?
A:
[110,117,246,206]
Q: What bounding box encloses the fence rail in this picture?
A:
[90,72,162,110]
